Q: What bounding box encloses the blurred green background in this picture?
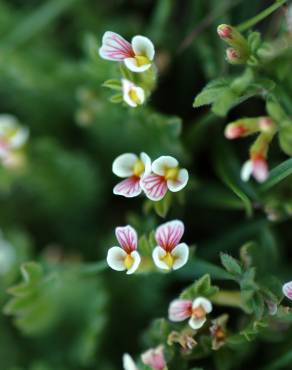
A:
[0,0,291,369]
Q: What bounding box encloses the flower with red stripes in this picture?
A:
[141,156,189,201]
[112,152,151,198]
[99,31,155,73]
[152,220,189,271]
[107,225,141,274]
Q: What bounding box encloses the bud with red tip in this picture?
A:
[217,24,249,63]
[225,118,260,139]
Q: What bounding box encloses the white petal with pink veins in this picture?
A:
[124,57,151,73]
[152,156,178,176]
[152,246,169,270]
[155,220,184,251]
[112,153,137,178]
[106,246,127,271]
[131,35,155,61]
[126,251,141,275]
[168,299,192,322]
[115,225,138,253]
[172,243,189,270]
[283,281,292,300]
[99,31,134,61]
[113,176,142,198]
[140,173,168,201]
[167,168,189,192]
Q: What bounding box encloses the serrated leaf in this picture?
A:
[193,78,230,108]
[220,253,242,276]
[180,274,219,299]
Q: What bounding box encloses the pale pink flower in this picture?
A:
[112,152,151,198]
[283,281,292,300]
[152,220,189,271]
[99,32,155,73]
[168,297,213,330]
[141,346,166,370]
[140,156,189,201]
[241,155,268,183]
[107,225,141,274]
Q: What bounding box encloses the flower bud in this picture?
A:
[258,117,276,133]
[217,24,249,61]
[225,118,260,139]
[226,48,247,65]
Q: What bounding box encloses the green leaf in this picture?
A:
[102,79,122,91]
[278,123,292,156]
[266,97,287,122]
[109,93,123,103]
[220,253,242,276]
[260,158,292,191]
[153,192,172,218]
[180,274,219,299]
[193,78,230,108]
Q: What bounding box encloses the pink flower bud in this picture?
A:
[226,48,246,65]
[141,346,166,370]
[252,155,269,183]
[259,117,275,132]
[217,24,233,39]
[225,124,246,139]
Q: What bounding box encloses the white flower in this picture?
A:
[99,31,155,73]
[152,220,189,271]
[0,114,29,161]
[241,156,268,183]
[140,156,189,201]
[107,225,141,274]
[141,345,166,370]
[122,79,145,107]
[123,354,139,370]
[112,152,151,198]
[283,281,292,301]
[168,297,213,330]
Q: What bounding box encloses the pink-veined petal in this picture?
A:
[115,225,138,253]
[283,281,292,300]
[155,220,184,251]
[113,176,142,198]
[168,299,192,322]
[99,31,134,61]
[141,346,166,370]
[140,173,168,201]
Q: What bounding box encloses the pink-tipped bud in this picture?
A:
[259,117,275,133]
[141,346,166,370]
[252,155,269,183]
[217,24,233,39]
[168,299,192,322]
[226,48,246,65]
[225,124,246,139]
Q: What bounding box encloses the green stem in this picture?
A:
[236,0,287,32]
[211,290,244,309]
[78,260,108,275]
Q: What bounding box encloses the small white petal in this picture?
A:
[192,297,213,313]
[132,35,155,61]
[152,246,170,270]
[112,153,137,177]
[126,251,141,274]
[188,316,206,330]
[123,354,138,370]
[106,247,127,271]
[283,281,292,300]
[124,57,151,73]
[140,152,152,176]
[167,168,189,192]
[10,127,29,148]
[152,156,178,176]
[241,160,253,182]
[171,243,189,270]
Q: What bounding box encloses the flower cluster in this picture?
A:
[224,117,277,183]
[106,220,189,274]
[0,114,29,169]
[123,345,167,370]
[99,31,156,108]
[112,153,189,201]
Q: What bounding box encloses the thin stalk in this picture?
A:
[237,0,287,32]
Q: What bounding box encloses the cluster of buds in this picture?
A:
[217,24,249,65]
[106,220,189,274]
[99,31,156,108]
[224,116,277,182]
[112,153,189,201]
[123,345,167,370]
[0,114,29,169]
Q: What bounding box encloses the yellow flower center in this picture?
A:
[124,254,134,270]
[165,167,179,181]
[135,55,150,66]
[133,159,145,177]
[161,252,174,269]
[129,89,143,105]
[192,305,206,319]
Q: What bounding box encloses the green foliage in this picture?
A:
[180,274,219,300]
